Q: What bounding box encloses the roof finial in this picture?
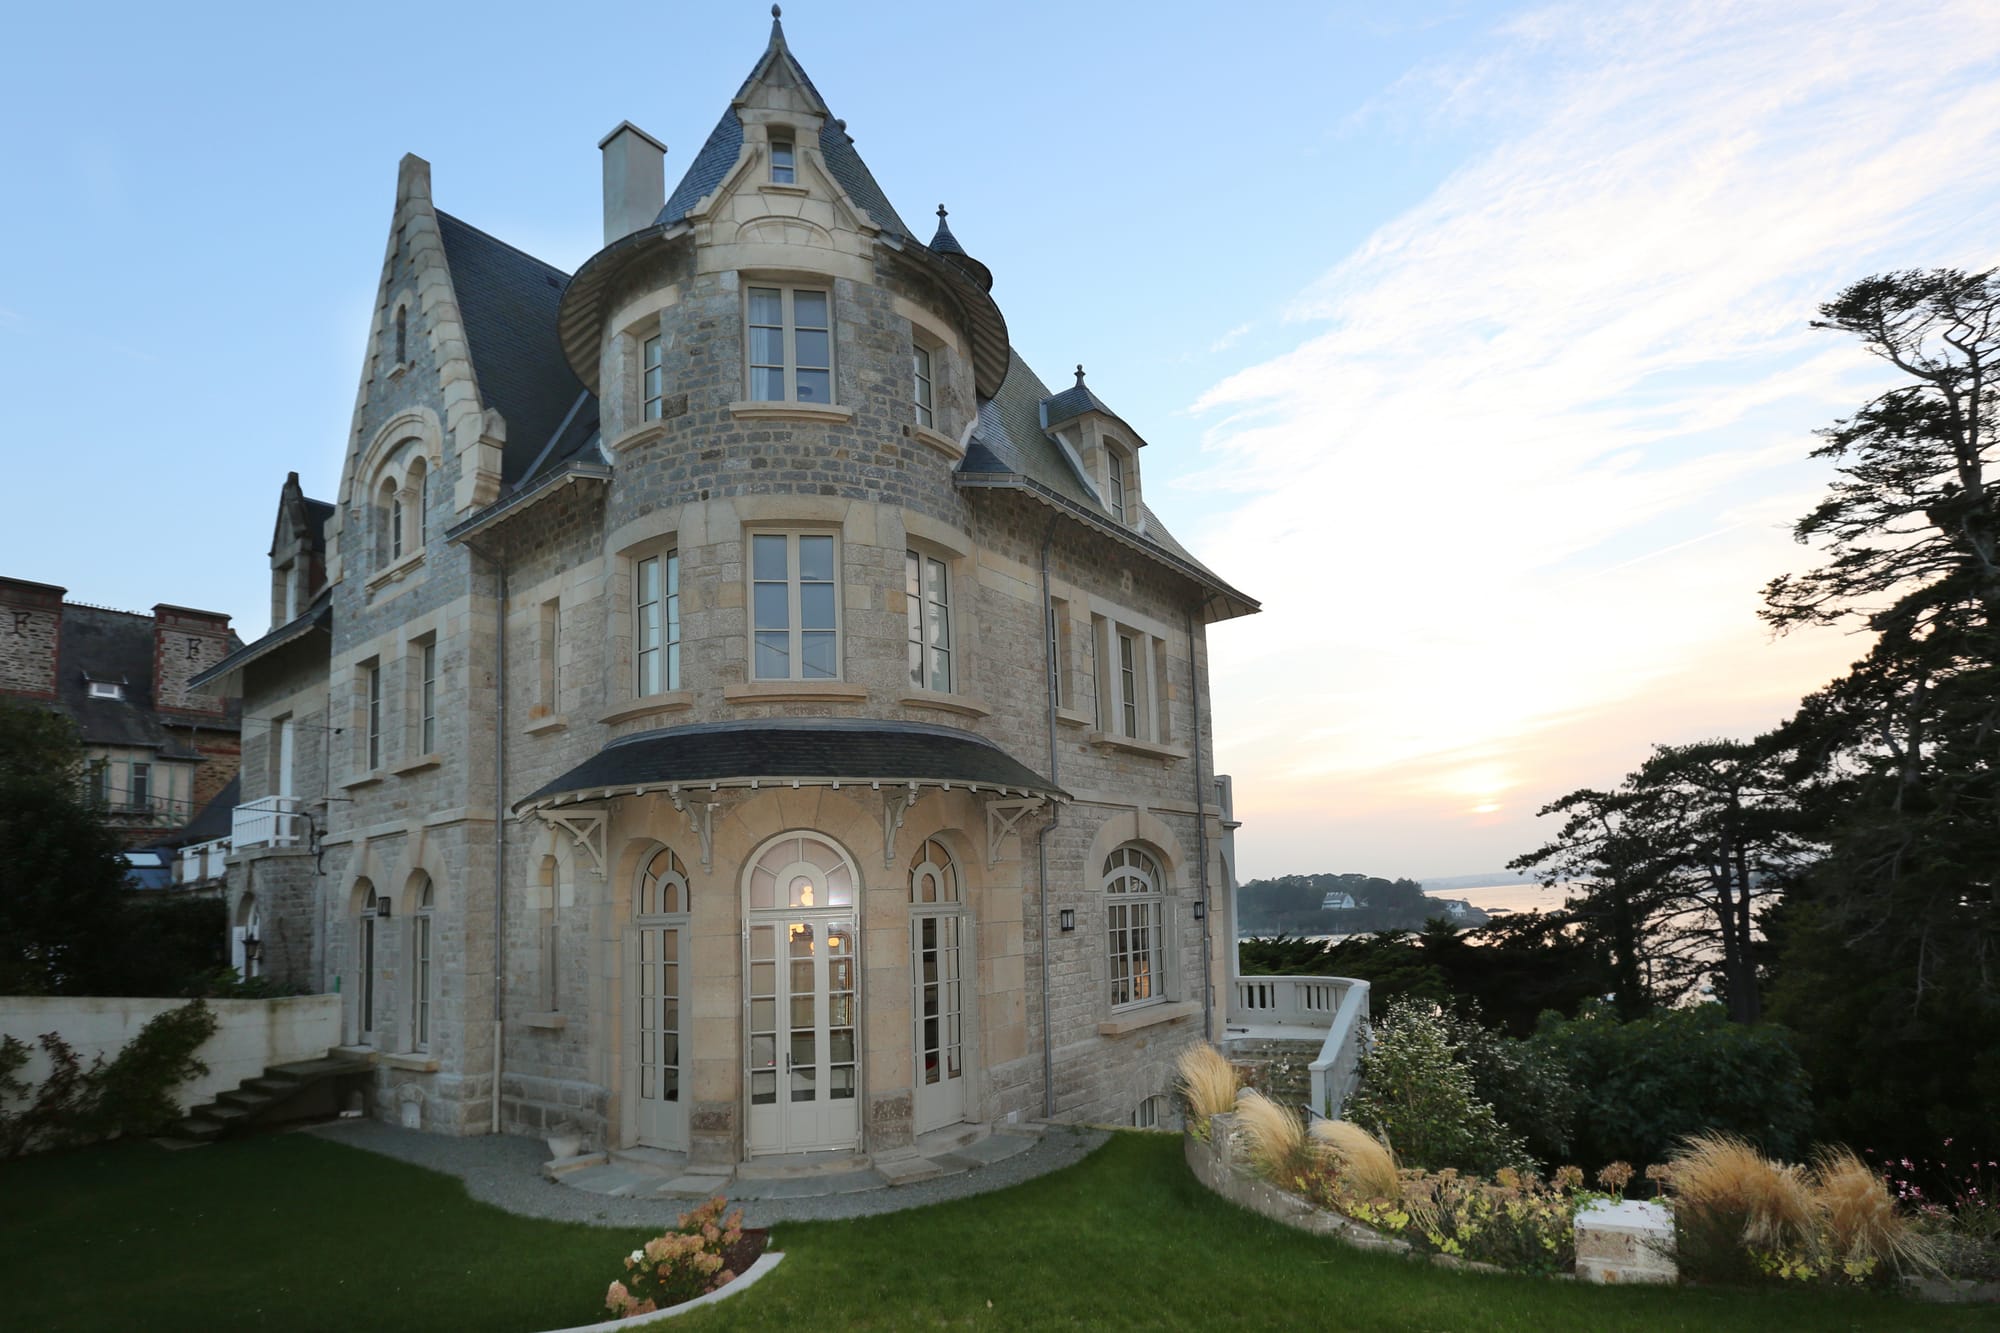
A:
[772,4,781,16]
[1075,364,1086,387]
[938,203,949,221]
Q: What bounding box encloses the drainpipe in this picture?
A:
[491,555,508,1135]
[1037,512,1062,1119]
[1187,607,1214,1040]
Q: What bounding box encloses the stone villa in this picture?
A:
[195,13,1259,1167]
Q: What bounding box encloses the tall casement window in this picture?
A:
[912,346,934,428]
[636,552,680,694]
[85,758,109,807]
[1092,615,1165,745]
[1106,449,1128,524]
[538,599,562,711]
[411,876,434,1052]
[377,477,401,564]
[1117,632,1140,738]
[910,838,964,1097]
[394,306,408,364]
[636,847,690,1107]
[751,532,838,680]
[419,641,438,753]
[642,334,665,420]
[1104,845,1167,1009]
[365,663,383,770]
[413,462,429,548]
[747,286,832,404]
[905,550,952,692]
[769,135,796,184]
[356,883,380,1044]
[129,761,151,811]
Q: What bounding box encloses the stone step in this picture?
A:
[217,1087,278,1112]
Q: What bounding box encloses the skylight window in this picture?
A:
[87,681,123,700]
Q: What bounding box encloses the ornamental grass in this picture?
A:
[1813,1147,1936,1275]
[1175,1043,1239,1133]
[1308,1118,1400,1201]
[1670,1133,1817,1257]
[1233,1089,1307,1178]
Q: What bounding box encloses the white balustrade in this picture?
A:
[1228,974,1373,1120]
[231,795,306,850]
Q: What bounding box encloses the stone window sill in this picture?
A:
[908,423,963,459]
[1056,707,1093,729]
[392,754,442,776]
[609,420,670,454]
[387,361,412,381]
[523,714,568,736]
[1090,732,1188,761]
[340,771,386,791]
[523,1012,568,1031]
[379,1051,439,1072]
[1097,1000,1201,1037]
[724,681,867,704]
[599,692,695,725]
[728,400,854,425]
[899,689,990,718]
[758,183,811,197]
[364,550,426,594]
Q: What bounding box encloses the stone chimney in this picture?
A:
[0,577,65,700]
[152,603,232,715]
[599,121,667,246]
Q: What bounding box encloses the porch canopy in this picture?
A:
[513,718,1067,814]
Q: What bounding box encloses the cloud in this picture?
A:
[1191,0,2000,867]
[1207,322,1253,354]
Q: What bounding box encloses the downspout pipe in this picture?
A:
[1188,607,1214,1040]
[491,554,508,1135]
[1037,512,1062,1120]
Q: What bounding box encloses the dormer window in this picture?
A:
[643,335,665,420]
[770,135,796,185]
[1106,449,1128,524]
[87,680,123,700]
[913,346,934,428]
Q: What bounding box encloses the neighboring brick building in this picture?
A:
[195,15,1258,1163]
[0,576,241,847]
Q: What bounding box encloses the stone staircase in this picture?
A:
[155,1052,374,1150]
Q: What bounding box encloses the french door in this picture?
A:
[746,916,859,1154]
[911,910,967,1134]
[628,918,687,1148]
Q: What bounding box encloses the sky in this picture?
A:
[3,1,1997,880]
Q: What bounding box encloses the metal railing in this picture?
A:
[231,795,306,850]
[1228,974,1372,1120]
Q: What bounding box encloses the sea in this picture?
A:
[1242,879,1576,944]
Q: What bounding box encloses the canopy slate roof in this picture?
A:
[517,719,1064,812]
[55,606,241,754]
[189,589,331,692]
[436,212,597,487]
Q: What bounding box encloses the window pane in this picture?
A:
[749,326,785,366]
[792,290,828,328]
[908,639,924,689]
[794,369,830,403]
[749,288,783,324]
[794,328,830,369]
[798,535,834,582]
[929,647,951,693]
[644,336,662,369]
[754,632,790,679]
[799,581,836,630]
[801,631,837,679]
[752,533,790,581]
[750,366,786,401]
[753,582,791,630]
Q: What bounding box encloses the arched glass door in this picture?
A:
[744,833,859,1156]
[910,838,967,1134]
[628,846,690,1150]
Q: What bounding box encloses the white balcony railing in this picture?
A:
[231,795,307,850]
[175,837,231,885]
[1227,974,1372,1121]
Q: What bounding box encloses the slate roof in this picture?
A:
[55,606,241,755]
[189,589,331,692]
[436,212,597,486]
[178,774,238,844]
[517,719,1064,812]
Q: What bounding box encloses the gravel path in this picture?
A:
[305,1119,1110,1229]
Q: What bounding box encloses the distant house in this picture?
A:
[1321,891,1358,911]
[0,577,242,846]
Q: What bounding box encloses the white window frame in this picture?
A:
[1106,448,1128,524]
[745,285,833,405]
[129,761,151,812]
[1104,845,1168,1011]
[642,334,665,420]
[905,549,952,693]
[769,134,796,185]
[538,598,562,712]
[749,530,841,682]
[365,662,383,770]
[912,345,934,428]
[411,878,434,1053]
[419,641,438,754]
[1092,614,1163,743]
[357,885,380,1046]
[636,551,680,695]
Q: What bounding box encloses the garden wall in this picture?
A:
[1,994,341,1112]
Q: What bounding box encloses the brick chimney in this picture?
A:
[152,603,232,715]
[599,121,667,246]
[0,577,65,700]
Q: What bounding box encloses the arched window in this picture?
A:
[411,876,434,1052]
[1104,845,1166,1009]
[1134,1093,1168,1129]
[639,846,690,916]
[746,833,855,910]
[394,305,408,364]
[355,880,380,1044]
[909,837,958,904]
[406,457,429,550]
[377,476,401,564]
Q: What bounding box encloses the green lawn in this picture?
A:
[1,1130,1988,1331]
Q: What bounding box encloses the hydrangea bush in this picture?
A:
[604,1196,745,1318]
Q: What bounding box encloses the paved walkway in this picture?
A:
[307,1118,1109,1228]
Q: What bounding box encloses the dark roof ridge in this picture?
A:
[433,209,573,282]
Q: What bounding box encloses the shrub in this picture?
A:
[0,1000,215,1156]
[1308,1119,1399,1200]
[1438,1006,1578,1168]
[1299,1158,1592,1275]
[1175,1043,1238,1137]
[1232,1089,1307,1179]
[1531,1002,1812,1171]
[1347,998,1529,1173]
[604,1196,745,1317]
